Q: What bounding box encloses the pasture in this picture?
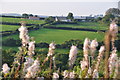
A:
[49,22,109,30]
[1,24,30,31]
[1,17,45,24]
[2,28,104,44]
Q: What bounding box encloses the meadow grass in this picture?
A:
[1,24,31,31]
[49,22,109,30]
[2,28,105,44]
[2,46,120,57]
[2,46,82,55]
[1,17,45,24]
[2,46,69,53]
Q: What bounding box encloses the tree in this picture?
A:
[105,8,120,17]
[67,12,74,21]
[96,17,102,22]
[29,14,33,17]
[35,15,38,17]
[102,14,115,25]
[118,17,120,26]
[45,16,55,23]
[22,13,29,18]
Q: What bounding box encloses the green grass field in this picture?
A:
[1,17,45,24]
[48,22,109,30]
[2,28,104,44]
[1,24,31,31]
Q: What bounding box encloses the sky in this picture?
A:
[1,0,119,16]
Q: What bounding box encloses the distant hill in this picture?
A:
[0,13,22,16]
[37,15,48,18]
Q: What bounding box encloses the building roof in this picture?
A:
[56,16,67,20]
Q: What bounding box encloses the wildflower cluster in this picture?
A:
[1,19,119,79]
[68,45,78,69]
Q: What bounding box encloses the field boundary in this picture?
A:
[1,22,34,26]
[1,22,48,36]
[44,26,106,32]
[1,23,120,37]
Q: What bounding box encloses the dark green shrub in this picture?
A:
[2,38,21,46]
[2,49,16,66]
[36,42,49,48]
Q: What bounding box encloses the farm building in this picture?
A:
[55,16,71,22]
[39,15,48,20]
[29,16,40,20]
[74,16,94,21]
[94,14,103,19]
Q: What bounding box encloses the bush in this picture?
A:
[36,39,83,49]
[61,39,83,49]
[2,38,21,46]
[2,49,16,66]
[51,21,77,25]
[55,53,69,70]
[117,17,120,26]
[101,14,115,25]
[36,42,49,48]
[45,16,55,23]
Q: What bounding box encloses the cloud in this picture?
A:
[1,0,119,2]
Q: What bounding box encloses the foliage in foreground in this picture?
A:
[1,19,120,79]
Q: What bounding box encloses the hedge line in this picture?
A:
[44,26,106,32]
[1,23,47,37]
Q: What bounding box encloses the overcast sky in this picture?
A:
[1,0,119,16]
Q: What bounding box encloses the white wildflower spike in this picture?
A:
[18,25,28,39]
[22,35,29,46]
[83,38,90,51]
[42,42,56,66]
[83,38,90,61]
[53,56,57,69]
[2,63,10,74]
[47,42,56,57]
[63,70,69,78]
[98,46,105,60]
[37,77,44,80]
[80,59,88,71]
[88,67,92,75]
[99,46,105,54]
[28,41,35,56]
[85,67,92,78]
[23,57,34,73]
[92,46,105,78]
[97,46,105,63]
[113,59,119,78]
[25,58,40,78]
[18,25,29,46]
[69,71,75,78]
[53,72,59,80]
[90,39,98,49]
[63,70,75,78]
[68,45,78,68]
[109,22,118,34]
[93,69,99,78]
[90,39,98,58]
[108,48,118,77]
[109,21,118,49]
